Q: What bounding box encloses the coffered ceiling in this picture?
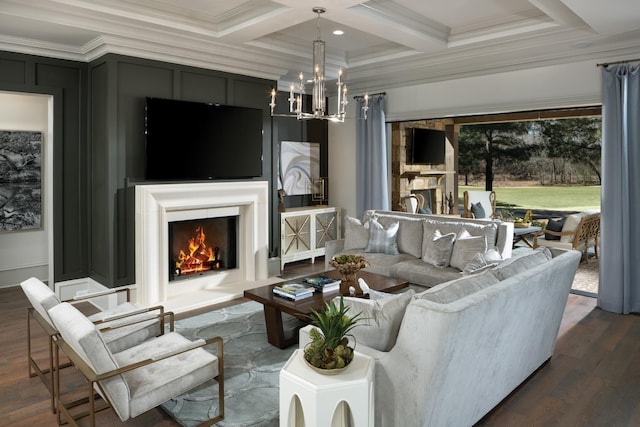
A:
[1,0,639,93]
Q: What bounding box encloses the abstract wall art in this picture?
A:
[0,130,42,232]
[279,141,320,196]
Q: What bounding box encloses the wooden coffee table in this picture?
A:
[244,270,408,349]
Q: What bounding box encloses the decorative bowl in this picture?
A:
[513,221,531,228]
[303,354,354,375]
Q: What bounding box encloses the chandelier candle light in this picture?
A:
[269,7,368,122]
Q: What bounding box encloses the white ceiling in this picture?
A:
[1,0,639,93]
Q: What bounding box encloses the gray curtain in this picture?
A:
[599,64,640,314]
[356,94,389,217]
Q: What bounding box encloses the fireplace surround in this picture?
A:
[135,181,270,311]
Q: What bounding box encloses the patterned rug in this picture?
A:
[161,301,302,427]
[572,255,599,294]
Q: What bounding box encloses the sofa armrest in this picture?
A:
[324,239,345,270]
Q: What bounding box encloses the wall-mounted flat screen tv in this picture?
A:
[409,128,446,165]
[145,97,263,180]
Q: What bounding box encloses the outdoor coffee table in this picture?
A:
[513,225,542,248]
[244,270,408,349]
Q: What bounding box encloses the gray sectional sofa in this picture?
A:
[303,247,582,426]
[325,210,515,288]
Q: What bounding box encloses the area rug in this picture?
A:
[161,301,303,426]
[572,256,599,294]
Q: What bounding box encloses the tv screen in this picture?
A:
[409,128,446,165]
[145,97,263,180]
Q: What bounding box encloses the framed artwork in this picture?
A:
[0,130,42,232]
[279,141,320,196]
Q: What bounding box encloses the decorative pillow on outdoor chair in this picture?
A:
[365,218,400,255]
[544,217,566,240]
[470,202,486,218]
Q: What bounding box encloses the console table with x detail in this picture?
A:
[280,206,340,270]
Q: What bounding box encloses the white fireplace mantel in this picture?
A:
[135,181,270,311]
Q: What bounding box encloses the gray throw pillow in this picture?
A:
[335,289,415,351]
[471,202,486,218]
[422,229,456,267]
[365,218,399,255]
[544,217,565,240]
[344,216,369,250]
[450,228,488,271]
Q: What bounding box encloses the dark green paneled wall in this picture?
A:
[0,51,88,283]
[1,50,327,288]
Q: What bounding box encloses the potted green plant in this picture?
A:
[303,297,362,374]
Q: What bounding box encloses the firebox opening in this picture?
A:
[168,216,238,282]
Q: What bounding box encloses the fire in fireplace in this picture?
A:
[168,216,238,281]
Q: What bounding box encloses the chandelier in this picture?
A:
[269,7,368,122]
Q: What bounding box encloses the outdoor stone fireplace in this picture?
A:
[134,181,269,311]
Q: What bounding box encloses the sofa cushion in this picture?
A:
[365,218,400,255]
[391,259,461,287]
[375,214,423,258]
[450,228,488,271]
[415,269,500,304]
[422,229,456,267]
[492,248,553,280]
[344,216,369,250]
[544,217,565,240]
[336,289,415,351]
[339,249,416,277]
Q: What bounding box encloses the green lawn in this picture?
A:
[459,185,601,212]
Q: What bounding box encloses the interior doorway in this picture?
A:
[0,91,54,288]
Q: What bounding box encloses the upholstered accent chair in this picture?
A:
[20,277,168,413]
[49,302,224,427]
[463,190,497,219]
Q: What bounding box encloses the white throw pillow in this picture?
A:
[422,229,456,267]
[462,247,503,274]
[335,289,415,351]
[365,218,400,255]
[344,216,369,250]
[450,228,488,271]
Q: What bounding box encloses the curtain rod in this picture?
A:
[597,58,640,67]
[353,91,386,100]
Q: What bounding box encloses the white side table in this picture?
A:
[279,349,374,427]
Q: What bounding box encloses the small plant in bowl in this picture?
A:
[303,297,362,374]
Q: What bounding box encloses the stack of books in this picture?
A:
[303,275,341,293]
[273,283,315,300]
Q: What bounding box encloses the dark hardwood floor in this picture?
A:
[1,260,639,426]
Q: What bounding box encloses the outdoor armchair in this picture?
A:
[463,190,497,219]
[534,212,600,262]
[401,195,419,213]
[49,302,224,427]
